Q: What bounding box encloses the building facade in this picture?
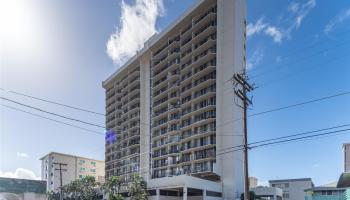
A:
[103,0,247,199]
[40,152,105,192]
[269,178,314,200]
[305,187,349,200]
[343,143,350,172]
[251,186,283,200]
[0,177,46,200]
[249,177,258,188]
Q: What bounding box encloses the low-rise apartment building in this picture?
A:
[251,186,283,200]
[269,178,314,200]
[40,152,105,192]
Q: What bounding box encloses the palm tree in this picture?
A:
[102,176,124,200]
[128,174,148,200]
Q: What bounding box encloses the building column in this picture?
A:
[203,189,207,200]
[183,186,188,200]
[156,188,160,200]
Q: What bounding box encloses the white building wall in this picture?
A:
[140,51,152,181]
[216,0,246,199]
[270,179,313,200]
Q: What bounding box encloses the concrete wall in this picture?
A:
[0,192,46,200]
[216,0,246,199]
[344,144,350,172]
[270,179,313,200]
[140,51,152,181]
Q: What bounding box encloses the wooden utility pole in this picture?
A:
[232,73,254,200]
[53,162,68,200]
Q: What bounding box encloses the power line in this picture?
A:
[219,123,350,152]
[217,127,350,157]
[216,90,350,127]
[0,104,104,135]
[0,96,106,129]
[248,91,350,117]
[0,88,105,116]
[2,89,350,138]
[250,128,350,149]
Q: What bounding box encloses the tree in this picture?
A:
[60,175,100,200]
[240,191,257,200]
[102,176,124,200]
[128,174,148,200]
[80,176,100,200]
[47,191,60,200]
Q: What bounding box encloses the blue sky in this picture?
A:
[0,0,350,186]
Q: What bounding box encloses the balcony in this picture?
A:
[181,24,192,38]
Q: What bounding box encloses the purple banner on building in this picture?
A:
[105,130,117,144]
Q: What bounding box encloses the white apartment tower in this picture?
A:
[103,0,247,199]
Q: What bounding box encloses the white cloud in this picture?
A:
[264,26,283,43]
[286,0,316,34]
[258,180,269,187]
[106,0,165,66]
[16,152,29,158]
[324,8,350,35]
[0,168,40,180]
[250,0,315,43]
[247,17,268,37]
[247,48,264,70]
[288,2,300,13]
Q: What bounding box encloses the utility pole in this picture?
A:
[232,73,254,200]
[53,162,68,200]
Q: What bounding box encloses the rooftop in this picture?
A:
[39,151,104,163]
[337,172,350,188]
[102,0,208,86]
[269,178,313,183]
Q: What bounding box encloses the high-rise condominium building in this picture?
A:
[103,0,247,199]
[40,152,105,192]
[343,143,350,172]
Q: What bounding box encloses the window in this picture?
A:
[283,193,289,198]
[285,183,289,187]
[91,169,96,173]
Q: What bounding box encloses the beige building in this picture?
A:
[103,0,247,199]
[249,177,258,188]
[40,152,105,192]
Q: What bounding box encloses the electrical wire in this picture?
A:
[0,88,105,116]
[0,96,106,129]
[0,104,104,135]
